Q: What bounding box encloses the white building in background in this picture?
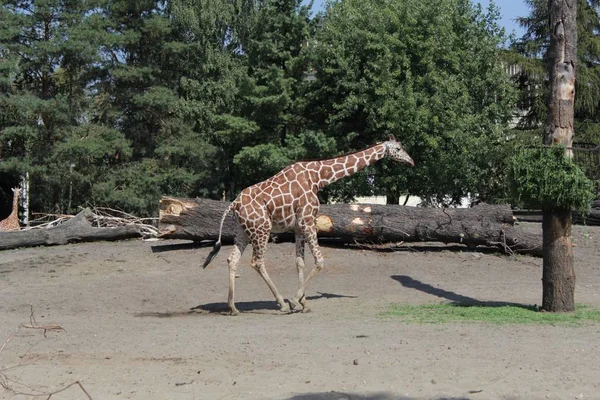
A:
[350,196,421,207]
[334,195,472,208]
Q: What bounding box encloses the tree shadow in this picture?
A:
[280,392,472,400]
[391,275,538,310]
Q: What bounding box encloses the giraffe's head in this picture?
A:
[384,135,414,166]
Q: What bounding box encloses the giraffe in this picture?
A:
[203,135,414,315]
[0,187,21,232]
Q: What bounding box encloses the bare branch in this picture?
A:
[0,309,92,399]
[24,207,159,238]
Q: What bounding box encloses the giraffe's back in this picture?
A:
[234,163,319,234]
[0,215,20,231]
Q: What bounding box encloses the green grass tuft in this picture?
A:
[381,303,600,326]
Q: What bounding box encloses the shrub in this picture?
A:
[509,146,594,213]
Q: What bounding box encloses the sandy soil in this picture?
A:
[1,222,600,400]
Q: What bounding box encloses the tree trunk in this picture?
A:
[158,197,543,257]
[542,0,578,312]
[542,210,575,311]
[386,193,398,205]
[20,172,30,227]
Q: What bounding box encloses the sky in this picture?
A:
[304,0,531,38]
[476,0,529,37]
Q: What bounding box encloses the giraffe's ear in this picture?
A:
[388,134,397,141]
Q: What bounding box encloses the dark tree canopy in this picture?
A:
[0,0,517,216]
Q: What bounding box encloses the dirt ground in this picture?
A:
[1,222,600,400]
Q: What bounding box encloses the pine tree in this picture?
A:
[511,0,600,142]
[232,0,323,190]
[0,0,120,213]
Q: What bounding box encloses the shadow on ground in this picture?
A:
[280,392,472,400]
[149,238,501,256]
[192,291,358,314]
[314,239,498,255]
[150,241,212,253]
[392,275,537,309]
[134,292,358,317]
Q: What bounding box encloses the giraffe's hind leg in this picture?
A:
[289,231,309,311]
[227,229,249,316]
[292,223,324,313]
[249,231,290,313]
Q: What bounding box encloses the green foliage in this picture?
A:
[0,0,530,217]
[510,0,600,139]
[575,120,600,144]
[306,0,516,204]
[284,130,338,161]
[90,159,179,216]
[0,0,113,212]
[382,303,600,326]
[234,144,292,186]
[509,146,595,212]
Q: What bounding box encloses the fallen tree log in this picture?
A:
[0,208,143,251]
[158,197,542,257]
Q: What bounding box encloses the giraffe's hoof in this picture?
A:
[289,297,310,312]
[229,308,240,316]
[279,303,291,313]
[288,298,301,311]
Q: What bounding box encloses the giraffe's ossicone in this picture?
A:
[203,135,414,315]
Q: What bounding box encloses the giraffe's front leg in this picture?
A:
[249,236,290,313]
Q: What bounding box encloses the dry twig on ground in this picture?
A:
[0,307,93,399]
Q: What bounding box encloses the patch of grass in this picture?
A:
[381,303,600,326]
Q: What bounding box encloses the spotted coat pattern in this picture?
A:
[0,188,21,232]
[203,137,414,315]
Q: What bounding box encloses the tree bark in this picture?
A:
[386,193,398,205]
[542,210,575,311]
[158,197,543,257]
[542,0,578,312]
[0,208,142,251]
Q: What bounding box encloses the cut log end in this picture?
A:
[159,197,198,217]
[158,224,177,237]
[316,215,334,233]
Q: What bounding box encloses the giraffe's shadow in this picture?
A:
[134,291,358,318]
[193,291,359,315]
[133,301,281,318]
[133,302,279,318]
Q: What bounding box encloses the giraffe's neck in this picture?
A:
[9,191,19,217]
[315,143,387,189]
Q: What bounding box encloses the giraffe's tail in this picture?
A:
[202,201,235,269]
